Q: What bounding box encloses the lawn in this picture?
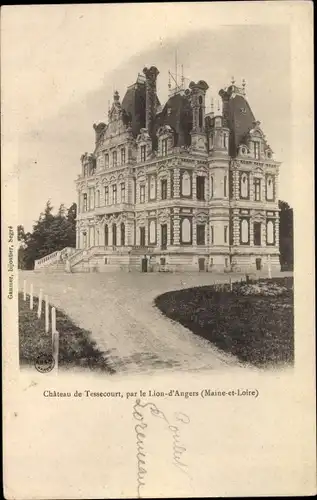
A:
[155,277,294,368]
[19,293,114,373]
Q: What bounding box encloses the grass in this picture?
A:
[155,277,294,368]
[19,293,114,373]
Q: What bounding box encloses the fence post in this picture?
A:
[52,331,59,373]
[51,307,56,341]
[30,284,34,310]
[23,280,27,301]
[45,295,49,333]
[37,289,43,319]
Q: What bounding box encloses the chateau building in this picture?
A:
[74,66,280,272]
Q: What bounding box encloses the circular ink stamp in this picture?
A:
[35,354,55,373]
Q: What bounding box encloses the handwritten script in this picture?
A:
[132,398,190,498]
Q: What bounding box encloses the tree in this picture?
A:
[279,200,293,270]
[18,200,77,269]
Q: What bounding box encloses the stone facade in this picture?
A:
[75,68,280,273]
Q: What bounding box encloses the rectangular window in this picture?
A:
[224,175,227,197]
[196,176,205,201]
[96,190,100,207]
[141,145,146,162]
[83,194,87,212]
[140,227,146,247]
[112,151,117,167]
[140,185,145,203]
[121,148,126,165]
[254,178,261,201]
[89,188,95,210]
[112,184,117,205]
[254,142,260,159]
[224,226,228,244]
[105,153,109,168]
[104,186,109,205]
[254,222,261,246]
[162,138,168,156]
[161,179,167,200]
[197,224,205,245]
[210,225,214,244]
[120,182,125,203]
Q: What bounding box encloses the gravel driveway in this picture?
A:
[19,270,289,374]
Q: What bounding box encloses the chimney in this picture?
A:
[143,66,159,136]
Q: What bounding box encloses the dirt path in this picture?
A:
[18,271,258,373]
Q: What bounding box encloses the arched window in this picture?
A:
[149,220,156,244]
[120,223,125,246]
[241,219,249,244]
[112,224,117,247]
[181,218,191,244]
[104,225,109,246]
[266,176,274,200]
[240,173,249,198]
[267,220,274,244]
[181,171,191,196]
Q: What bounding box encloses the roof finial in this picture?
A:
[210,97,214,113]
[217,99,221,113]
[231,76,235,86]
[242,78,246,95]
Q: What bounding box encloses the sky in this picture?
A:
[2,5,292,231]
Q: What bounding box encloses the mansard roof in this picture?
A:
[227,94,255,156]
[121,78,160,139]
[153,93,193,148]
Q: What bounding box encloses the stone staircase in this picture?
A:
[34,247,78,272]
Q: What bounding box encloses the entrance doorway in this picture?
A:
[161,224,167,249]
[256,258,262,270]
[198,258,205,271]
[141,257,148,272]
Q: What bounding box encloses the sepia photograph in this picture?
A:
[2,3,315,499]
[16,23,294,375]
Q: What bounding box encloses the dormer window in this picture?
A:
[162,138,168,157]
[253,141,260,159]
[141,145,146,162]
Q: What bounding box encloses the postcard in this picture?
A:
[2,2,315,498]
